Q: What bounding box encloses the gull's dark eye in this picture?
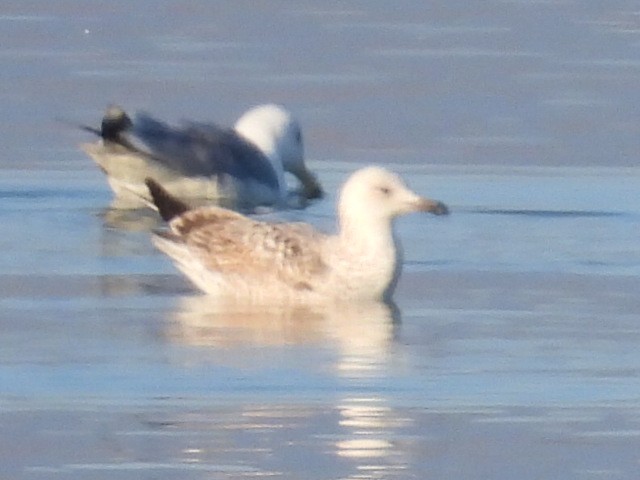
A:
[378,186,391,196]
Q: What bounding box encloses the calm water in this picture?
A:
[1,1,640,479]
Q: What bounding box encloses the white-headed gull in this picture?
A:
[146,166,448,303]
[80,104,323,209]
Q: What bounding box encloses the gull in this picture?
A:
[146,166,448,303]
[80,104,323,209]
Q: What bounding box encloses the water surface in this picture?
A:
[1,1,640,479]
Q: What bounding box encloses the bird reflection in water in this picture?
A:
[166,295,399,351]
[100,206,162,232]
[166,296,412,476]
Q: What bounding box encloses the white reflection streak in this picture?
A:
[327,304,410,477]
[336,397,410,478]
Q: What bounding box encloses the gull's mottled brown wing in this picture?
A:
[169,208,327,291]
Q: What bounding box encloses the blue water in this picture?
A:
[1,1,640,479]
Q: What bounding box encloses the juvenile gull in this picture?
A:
[147,166,448,303]
[80,104,323,209]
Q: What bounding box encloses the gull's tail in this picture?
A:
[64,104,133,141]
[145,178,190,222]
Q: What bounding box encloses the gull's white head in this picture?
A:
[234,104,322,199]
[338,166,449,228]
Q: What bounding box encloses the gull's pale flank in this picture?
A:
[80,104,323,209]
[147,166,448,303]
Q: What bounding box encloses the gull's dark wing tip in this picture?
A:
[145,177,191,222]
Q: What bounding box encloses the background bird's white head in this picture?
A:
[234,104,322,199]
